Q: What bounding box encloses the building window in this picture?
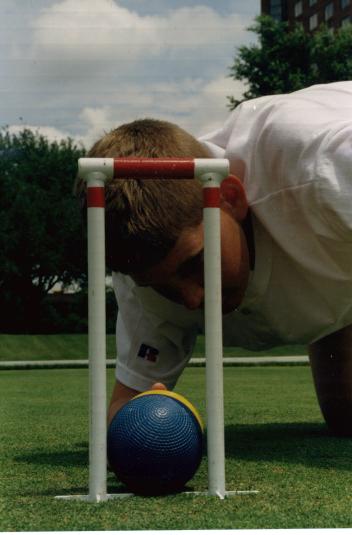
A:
[341,0,350,9]
[309,13,318,30]
[270,0,283,21]
[294,0,303,17]
[325,2,334,20]
[309,0,317,6]
[342,15,351,26]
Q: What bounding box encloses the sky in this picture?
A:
[1,0,260,149]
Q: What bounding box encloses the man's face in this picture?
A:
[132,208,250,314]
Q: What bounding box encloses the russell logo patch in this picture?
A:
[137,343,159,363]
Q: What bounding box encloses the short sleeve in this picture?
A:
[112,272,200,392]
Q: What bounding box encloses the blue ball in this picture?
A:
[107,391,203,495]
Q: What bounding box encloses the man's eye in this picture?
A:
[178,250,204,278]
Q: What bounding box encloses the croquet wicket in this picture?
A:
[56,157,257,501]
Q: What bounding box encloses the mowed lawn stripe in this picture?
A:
[0,334,307,361]
[1,366,352,530]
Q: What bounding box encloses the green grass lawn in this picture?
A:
[1,365,352,530]
[0,333,307,361]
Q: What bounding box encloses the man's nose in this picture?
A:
[180,282,204,310]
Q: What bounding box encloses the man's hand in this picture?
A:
[108,380,167,425]
[309,324,352,436]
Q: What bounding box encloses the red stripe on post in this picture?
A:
[113,158,195,179]
[203,187,220,208]
[87,187,105,208]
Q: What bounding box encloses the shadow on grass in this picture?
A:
[106,479,200,497]
[221,422,352,470]
[15,423,352,475]
[15,442,88,468]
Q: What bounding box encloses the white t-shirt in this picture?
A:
[112,81,352,392]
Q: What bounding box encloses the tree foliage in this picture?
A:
[228,15,352,108]
[0,128,87,332]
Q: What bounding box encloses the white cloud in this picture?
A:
[7,77,242,150]
[188,76,247,136]
[31,0,159,63]
[155,6,247,48]
[31,0,251,69]
[78,106,113,147]
[4,1,254,143]
[78,74,246,148]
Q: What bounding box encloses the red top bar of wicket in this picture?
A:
[113,158,195,179]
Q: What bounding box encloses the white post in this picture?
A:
[86,173,108,502]
[199,173,226,499]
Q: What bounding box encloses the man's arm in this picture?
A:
[308,324,352,436]
[108,380,167,426]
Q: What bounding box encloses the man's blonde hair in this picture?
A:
[76,118,210,274]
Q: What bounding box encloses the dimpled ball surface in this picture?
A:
[107,392,203,496]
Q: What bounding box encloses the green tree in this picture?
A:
[228,15,352,109]
[0,128,86,332]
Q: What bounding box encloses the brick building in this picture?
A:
[261,0,352,31]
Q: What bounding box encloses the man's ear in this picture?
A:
[220,175,248,222]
